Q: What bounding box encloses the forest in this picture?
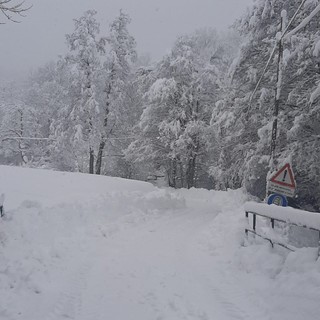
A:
[1,0,320,211]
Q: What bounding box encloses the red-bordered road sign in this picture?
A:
[268,163,296,197]
[270,163,296,188]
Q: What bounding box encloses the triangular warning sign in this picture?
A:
[270,163,296,188]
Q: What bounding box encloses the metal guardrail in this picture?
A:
[245,210,320,253]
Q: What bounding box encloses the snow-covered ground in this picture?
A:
[0,165,320,320]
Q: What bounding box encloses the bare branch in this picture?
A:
[0,0,31,24]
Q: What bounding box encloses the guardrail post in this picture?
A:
[271,218,275,229]
[245,212,249,237]
[318,231,320,257]
[253,213,256,231]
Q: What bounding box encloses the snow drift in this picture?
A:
[0,165,320,320]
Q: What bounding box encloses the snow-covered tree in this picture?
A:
[0,83,35,165]
[24,61,77,170]
[211,0,320,210]
[128,29,231,188]
[64,10,105,173]
[95,10,137,175]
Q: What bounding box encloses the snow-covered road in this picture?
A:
[1,166,320,320]
[40,197,262,320]
[71,208,249,320]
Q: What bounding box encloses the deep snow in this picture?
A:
[0,165,320,320]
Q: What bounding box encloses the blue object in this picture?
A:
[267,194,288,207]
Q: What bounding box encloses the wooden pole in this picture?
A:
[270,15,285,172]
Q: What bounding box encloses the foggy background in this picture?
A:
[0,0,252,81]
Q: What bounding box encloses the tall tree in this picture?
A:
[65,10,105,173]
[95,10,137,175]
[128,29,231,188]
[0,82,34,165]
[26,61,76,170]
[211,0,320,209]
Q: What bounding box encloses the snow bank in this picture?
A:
[1,165,320,319]
[0,165,188,319]
[245,201,320,230]
[0,165,155,210]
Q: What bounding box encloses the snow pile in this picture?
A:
[1,166,320,319]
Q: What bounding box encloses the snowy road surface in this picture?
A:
[1,166,320,320]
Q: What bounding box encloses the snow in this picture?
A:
[1,165,320,320]
[245,201,320,230]
[313,38,320,57]
[0,193,4,206]
[249,14,258,28]
[283,48,291,66]
[146,78,177,102]
[281,10,288,27]
[257,120,272,145]
[287,114,304,139]
[310,82,320,103]
[284,4,320,39]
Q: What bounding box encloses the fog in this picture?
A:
[0,0,252,81]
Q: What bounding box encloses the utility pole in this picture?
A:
[270,11,286,173]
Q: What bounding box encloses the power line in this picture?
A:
[1,136,56,142]
[248,0,308,111]
[1,136,138,142]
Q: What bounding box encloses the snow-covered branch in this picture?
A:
[284,4,320,39]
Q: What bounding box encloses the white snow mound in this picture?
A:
[0,165,319,320]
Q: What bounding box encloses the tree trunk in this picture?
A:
[95,115,108,174]
[168,158,177,188]
[18,109,28,165]
[179,161,184,188]
[186,155,197,189]
[89,147,94,174]
[95,83,111,175]
[95,140,105,175]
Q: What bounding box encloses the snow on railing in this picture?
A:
[244,202,320,253]
[245,202,320,231]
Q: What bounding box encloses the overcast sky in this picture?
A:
[0,0,252,81]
